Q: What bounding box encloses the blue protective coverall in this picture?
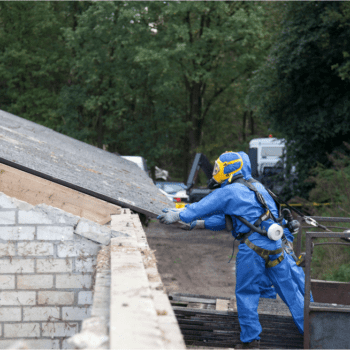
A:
[179,152,304,343]
[203,152,313,302]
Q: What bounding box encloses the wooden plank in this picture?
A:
[170,295,217,304]
[216,299,229,311]
[169,292,231,301]
[228,297,237,312]
[0,163,121,224]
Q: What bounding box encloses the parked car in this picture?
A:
[155,182,189,202]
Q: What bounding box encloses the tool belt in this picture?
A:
[245,238,284,268]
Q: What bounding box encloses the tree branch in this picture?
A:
[202,70,249,120]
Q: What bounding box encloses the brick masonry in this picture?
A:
[0,192,127,349]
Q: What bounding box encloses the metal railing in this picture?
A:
[303,230,350,349]
[295,216,350,257]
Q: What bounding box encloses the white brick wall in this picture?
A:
[77,291,93,305]
[56,275,92,289]
[0,339,60,349]
[0,227,35,240]
[62,307,91,320]
[0,192,102,350]
[38,291,75,305]
[41,322,79,337]
[37,226,74,241]
[0,275,15,289]
[0,243,15,257]
[4,323,40,338]
[0,259,35,273]
[0,211,16,225]
[17,242,54,256]
[23,307,60,321]
[75,257,96,273]
[0,292,36,305]
[0,308,22,321]
[36,258,73,273]
[17,275,54,289]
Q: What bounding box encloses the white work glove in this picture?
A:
[157,208,182,225]
[189,220,205,230]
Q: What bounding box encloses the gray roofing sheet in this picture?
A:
[0,109,174,217]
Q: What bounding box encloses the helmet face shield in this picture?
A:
[212,152,243,184]
[213,161,220,177]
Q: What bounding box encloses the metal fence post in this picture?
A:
[296,216,303,257]
[303,232,312,350]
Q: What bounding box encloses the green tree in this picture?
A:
[138,1,270,180]
[249,2,350,198]
[0,2,75,126]
[59,2,189,176]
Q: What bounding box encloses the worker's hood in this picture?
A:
[220,151,251,187]
[238,151,252,181]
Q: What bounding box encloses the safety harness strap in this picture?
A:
[232,177,279,223]
[245,239,284,268]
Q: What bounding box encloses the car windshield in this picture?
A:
[163,184,184,193]
[261,147,283,158]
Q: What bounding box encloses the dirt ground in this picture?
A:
[144,220,240,298]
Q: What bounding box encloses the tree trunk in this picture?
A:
[187,82,203,181]
[242,111,247,142]
[249,110,254,135]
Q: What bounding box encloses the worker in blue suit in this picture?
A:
[158,151,304,349]
[201,151,313,302]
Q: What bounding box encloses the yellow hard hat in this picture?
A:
[212,151,243,184]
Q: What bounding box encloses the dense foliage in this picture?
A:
[249,2,350,198]
[1,1,350,281]
[0,2,275,181]
[296,145,350,282]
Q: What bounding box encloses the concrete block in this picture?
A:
[0,339,59,349]
[62,306,92,321]
[37,226,74,240]
[75,257,96,273]
[57,238,99,257]
[42,322,79,337]
[56,274,92,289]
[17,274,53,289]
[0,193,18,208]
[0,291,36,305]
[75,220,111,245]
[36,258,73,273]
[4,323,40,338]
[0,210,16,224]
[17,242,53,256]
[0,226,35,240]
[67,317,109,349]
[111,229,131,238]
[23,306,60,321]
[78,291,93,305]
[0,258,35,273]
[38,291,74,305]
[0,275,15,289]
[0,242,15,257]
[0,307,22,321]
[18,204,79,225]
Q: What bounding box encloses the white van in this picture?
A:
[248,138,285,178]
[121,156,169,180]
[121,156,150,175]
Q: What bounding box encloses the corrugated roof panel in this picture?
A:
[0,110,174,217]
